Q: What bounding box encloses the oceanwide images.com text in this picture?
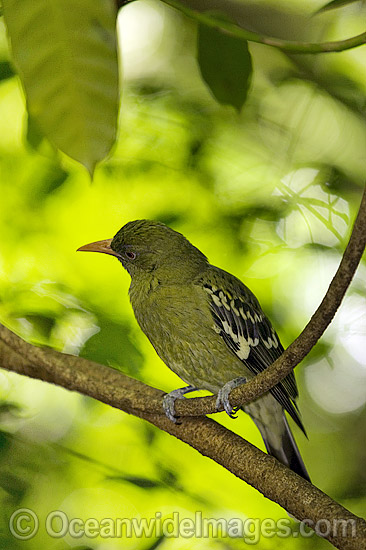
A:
[8,509,356,543]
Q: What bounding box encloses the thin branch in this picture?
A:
[0,186,365,423]
[46,185,363,420]
[189,184,366,415]
[163,185,365,415]
[117,0,366,54]
[0,184,364,423]
[0,324,365,549]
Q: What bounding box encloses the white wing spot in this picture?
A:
[220,315,250,359]
[222,320,239,343]
[237,335,250,359]
[219,291,231,311]
[248,337,259,347]
[271,332,279,348]
[212,294,222,307]
[248,312,255,324]
[239,307,247,320]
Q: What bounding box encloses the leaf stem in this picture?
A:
[160,0,366,54]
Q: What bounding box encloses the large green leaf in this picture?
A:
[197,21,252,112]
[3,0,119,174]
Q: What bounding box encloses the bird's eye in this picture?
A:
[125,251,136,260]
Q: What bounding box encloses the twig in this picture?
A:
[117,0,366,54]
[202,185,366,414]
[41,186,365,419]
[0,185,365,422]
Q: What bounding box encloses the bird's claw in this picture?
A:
[163,386,198,423]
[216,377,247,419]
[163,393,179,423]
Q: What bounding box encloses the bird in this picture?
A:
[78,219,310,481]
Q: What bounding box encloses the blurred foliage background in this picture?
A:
[0,0,366,548]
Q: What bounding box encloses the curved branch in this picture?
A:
[118,0,366,54]
[44,185,363,420]
[198,184,366,414]
[0,324,365,549]
[141,185,366,417]
[1,185,364,423]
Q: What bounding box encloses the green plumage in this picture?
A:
[108,219,309,480]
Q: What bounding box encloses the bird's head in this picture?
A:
[78,220,208,283]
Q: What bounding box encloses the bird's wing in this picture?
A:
[198,267,305,434]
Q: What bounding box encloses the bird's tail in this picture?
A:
[251,411,310,482]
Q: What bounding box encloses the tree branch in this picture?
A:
[0,188,364,548]
[42,185,363,420]
[198,184,366,414]
[140,185,366,417]
[117,0,366,54]
[0,323,365,549]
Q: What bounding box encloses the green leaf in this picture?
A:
[26,114,59,159]
[26,114,45,151]
[2,0,119,175]
[23,314,56,339]
[316,0,361,13]
[106,475,163,489]
[0,472,28,502]
[144,536,166,550]
[79,314,144,378]
[0,402,22,416]
[197,21,252,111]
[0,431,10,454]
[0,60,15,81]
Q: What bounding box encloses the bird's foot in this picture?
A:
[216,377,247,418]
[163,385,199,423]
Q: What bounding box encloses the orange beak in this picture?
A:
[77,238,119,257]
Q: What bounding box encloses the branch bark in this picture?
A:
[0,182,365,548]
[119,185,365,418]
[0,323,366,549]
[28,185,363,420]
